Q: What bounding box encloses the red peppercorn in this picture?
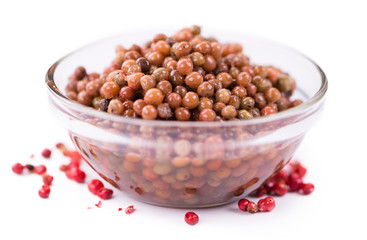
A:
[67,151,82,167]
[88,179,104,195]
[34,165,47,175]
[12,163,24,174]
[97,187,113,200]
[272,181,288,196]
[69,167,86,183]
[184,212,199,225]
[288,173,303,192]
[300,183,314,195]
[42,174,54,185]
[290,162,307,178]
[246,201,258,213]
[238,199,250,212]
[257,197,276,212]
[38,185,51,198]
[125,205,135,214]
[41,148,52,158]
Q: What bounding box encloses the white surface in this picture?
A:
[0,0,366,239]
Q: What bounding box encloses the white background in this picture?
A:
[1,0,366,239]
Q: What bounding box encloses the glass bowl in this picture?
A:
[45,29,327,208]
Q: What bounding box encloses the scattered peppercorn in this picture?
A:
[184,211,199,225]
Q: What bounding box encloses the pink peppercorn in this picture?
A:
[238,199,250,212]
[300,183,314,195]
[246,201,258,213]
[88,179,104,195]
[184,212,199,225]
[97,188,113,200]
[42,148,52,158]
[38,185,51,198]
[257,197,276,212]
[42,174,54,185]
[34,165,47,175]
[12,163,24,174]
[69,167,86,183]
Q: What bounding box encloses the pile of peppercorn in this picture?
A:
[65,26,302,121]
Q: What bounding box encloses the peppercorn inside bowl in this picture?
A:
[46,27,327,208]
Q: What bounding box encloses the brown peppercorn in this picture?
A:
[74,66,86,80]
[133,99,147,116]
[157,103,173,119]
[185,72,203,90]
[140,75,157,91]
[190,52,205,66]
[107,99,124,115]
[127,64,142,75]
[208,78,222,91]
[147,51,164,66]
[77,90,92,106]
[213,102,226,115]
[174,41,192,58]
[276,96,291,111]
[122,109,137,118]
[156,80,173,96]
[221,105,237,120]
[237,72,252,87]
[136,57,151,73]
[141,105,158,120]
[182,92,199,110]
[121,59,136,73]
[197,82,215,97]
[122,100,134,110]
[85,80,101,97]
[195,41,212,54]
[174,28,194,42]
[231,86,247,98]
[265,87,281,103]
[99,98,110,111]
[197,97,213,111]
[76,80,87,93]
[126,73,143,90]
[124,50,141,61]
[177,58,194,75]
[249,107,260,118]
[215,89,231,104]
[144,88,164,106]
[175,107,191,121]
[252,76,272,92]
[238,109,253,120]
[107,70,126,86]
[153,33,167,43]
[169,70,184,85]
[210,42,222,59]
[199,108,216,121]
[153,40,171,56]
[204,73,215,81]
[152,67,169,81]
[202,55,216,72]
[291,99,303,108]
[216,72,233,88]
[101,81,120,99]
[255,93,267,109]
[166,60,177,72]
[119,86,135,101]
[67,91,77,101]
[228,95,240,109]
[190,25,201,35]
[240,97,255,110]
[174,85,187,98]
[246,83,257,97]
[166,92,182,109]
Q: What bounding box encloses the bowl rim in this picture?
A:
[45,31,328,127]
